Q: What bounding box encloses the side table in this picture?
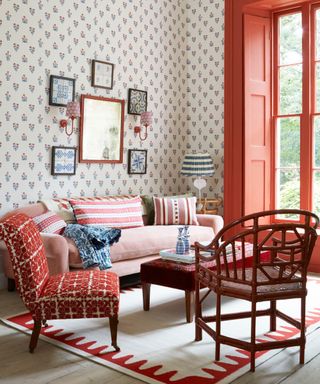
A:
[196,197,222,214]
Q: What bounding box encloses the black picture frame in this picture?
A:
[49,75,75,107]
[128,149,148,174]
[91,59,114,90]
[128,88,148,115]
[51,146,77,176]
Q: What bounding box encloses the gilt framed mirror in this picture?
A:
[79,95,125,163]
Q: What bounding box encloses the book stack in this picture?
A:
[160,242,254,264]
[160,248,212,264]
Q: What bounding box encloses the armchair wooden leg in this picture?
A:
[8,278,15,292]
[215,293,221,361]
[300,296,306,364]
[109,315,120,352]
[250,301,257,372]
[270,300,276,332]
[195,281,202,341]
[29,319,42,353]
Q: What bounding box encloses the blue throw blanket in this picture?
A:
[64,224,121,270]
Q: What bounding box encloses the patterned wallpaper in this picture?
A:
[0,0,186,214]
[184,0,224,202]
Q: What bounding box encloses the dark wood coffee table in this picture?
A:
[140,249,265,323]
[140,258,215,323]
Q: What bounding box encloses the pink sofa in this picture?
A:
[0,200,223,290]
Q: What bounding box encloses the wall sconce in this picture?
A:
[134,111,153,141]
[59,101,81,136]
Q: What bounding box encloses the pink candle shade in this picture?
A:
[140,111,153,126]
[66,101,80,118]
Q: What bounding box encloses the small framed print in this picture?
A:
[51,146,77,175]
[128,149,147,174]
[91,59,114,89]
[49,75,75,107]
[128,88,148,115]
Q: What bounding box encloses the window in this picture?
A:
[273,4,320,220]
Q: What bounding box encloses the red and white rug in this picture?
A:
[2,279,320,384]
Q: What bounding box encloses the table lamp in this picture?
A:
[181,153,215,209]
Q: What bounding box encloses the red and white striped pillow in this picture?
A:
[32,211,67,234]
[70,196,144,229]
[153,196,199,225]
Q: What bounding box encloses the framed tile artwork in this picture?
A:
[128,88,148,115]
[128,149,147,174]
[49,75,75,107]
[91,59,114,89]
[51,146,77,175]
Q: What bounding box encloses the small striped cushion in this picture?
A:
[153,196,199,225]
[70,196,144,228]
[33,211,67,234]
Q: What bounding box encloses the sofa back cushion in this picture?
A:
[153,196,199,225]
[70,196,144,229]
[33,211,67,234]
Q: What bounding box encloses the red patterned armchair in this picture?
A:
[0,213,120,353]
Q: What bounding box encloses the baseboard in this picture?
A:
[0,272,6,290]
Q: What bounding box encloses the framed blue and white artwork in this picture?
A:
[128,149,147,174]
[51,146,77,175]
[49,75,75,106]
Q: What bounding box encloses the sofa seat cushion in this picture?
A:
[68,225,214,267]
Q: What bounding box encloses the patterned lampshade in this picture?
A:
[66,101,80,118]
[140,111,153,126]
[181,153,215,177]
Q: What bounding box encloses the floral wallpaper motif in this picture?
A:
[0,0,189,213]
[184,0,224,204]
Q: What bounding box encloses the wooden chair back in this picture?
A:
[196,209,319,291]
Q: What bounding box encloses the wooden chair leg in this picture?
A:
[7,278,15,292]
[29,319,42,353]
[250,301,257,372]
[215,293,221,361]
[185,290,194,323]
[109,315,120,352]
[195,280,202,341]
[142,282,151,311]
[300,296,306,364]
[270,300,276,332]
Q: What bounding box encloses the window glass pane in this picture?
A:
[276,169,300,218]
[316,63,320,112]
[313,171,320,218]
[314,116,320,167]
[277,117,300,167]
[316,9,320,60]
[279,13,302,65]
[279,65,302,114]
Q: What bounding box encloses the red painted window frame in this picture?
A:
[271,3,320,224]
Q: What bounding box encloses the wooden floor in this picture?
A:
[1,288,320,384]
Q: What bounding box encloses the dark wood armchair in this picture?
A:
[194,209,319,372]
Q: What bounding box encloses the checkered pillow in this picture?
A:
[33,211,67,234]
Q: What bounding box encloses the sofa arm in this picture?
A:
[196,214,224,235]
[41,233,70,275]
[0,233,70,279]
